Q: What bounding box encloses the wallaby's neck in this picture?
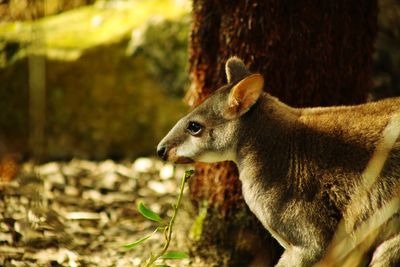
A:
[236,93,300,187]
[234,93,380,197]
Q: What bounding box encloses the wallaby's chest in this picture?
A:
[241,179,290,249]
[240,171,322,249]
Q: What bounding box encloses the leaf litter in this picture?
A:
[0,158,205,266]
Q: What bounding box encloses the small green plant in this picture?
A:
[123,169,195,267]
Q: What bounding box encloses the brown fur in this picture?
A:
[157,58,400,266]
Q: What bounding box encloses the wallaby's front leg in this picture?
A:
[275,246,322,267]
[369,233,400,267]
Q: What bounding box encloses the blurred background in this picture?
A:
[0,0,399,163]
[0,1,194,266]
[0,0,190,163]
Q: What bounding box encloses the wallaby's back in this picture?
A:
[297,96,400,223]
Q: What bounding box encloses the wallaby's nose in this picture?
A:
[157,145,167,161]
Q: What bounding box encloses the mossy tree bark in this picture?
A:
[187,1,377,266]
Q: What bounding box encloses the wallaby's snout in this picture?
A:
[156,139,194,164]
[157,142,193,163]
[156,144,167,161]
[156,123,196,164]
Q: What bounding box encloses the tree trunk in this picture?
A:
[187,1,377,266]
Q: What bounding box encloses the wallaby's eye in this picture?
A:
[187,121,203,136]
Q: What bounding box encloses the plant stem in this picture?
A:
[145,170,193,267]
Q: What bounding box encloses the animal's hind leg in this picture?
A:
[369,233,400,267]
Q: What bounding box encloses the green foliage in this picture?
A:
[159,251,190,259]
[124,169,195,267]
[0,0,189,63]
[122,228,160,250]
[138,202,163,222]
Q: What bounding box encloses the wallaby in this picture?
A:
[157,57,400,267]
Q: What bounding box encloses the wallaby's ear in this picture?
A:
[224,74,264,119]
[225,57,251,84]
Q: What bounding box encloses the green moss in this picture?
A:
[190,202,208,241]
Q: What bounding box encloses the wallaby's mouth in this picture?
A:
[175,157,194,164]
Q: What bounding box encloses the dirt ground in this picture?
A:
[0,158,206,267]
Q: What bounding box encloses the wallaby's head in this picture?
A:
[157,57,264,164]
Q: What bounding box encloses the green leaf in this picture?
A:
[138,202,162,222]
[122,228,158,250]
[184,169,195,181]
[155,265,171,267]
[160,251,190,259]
